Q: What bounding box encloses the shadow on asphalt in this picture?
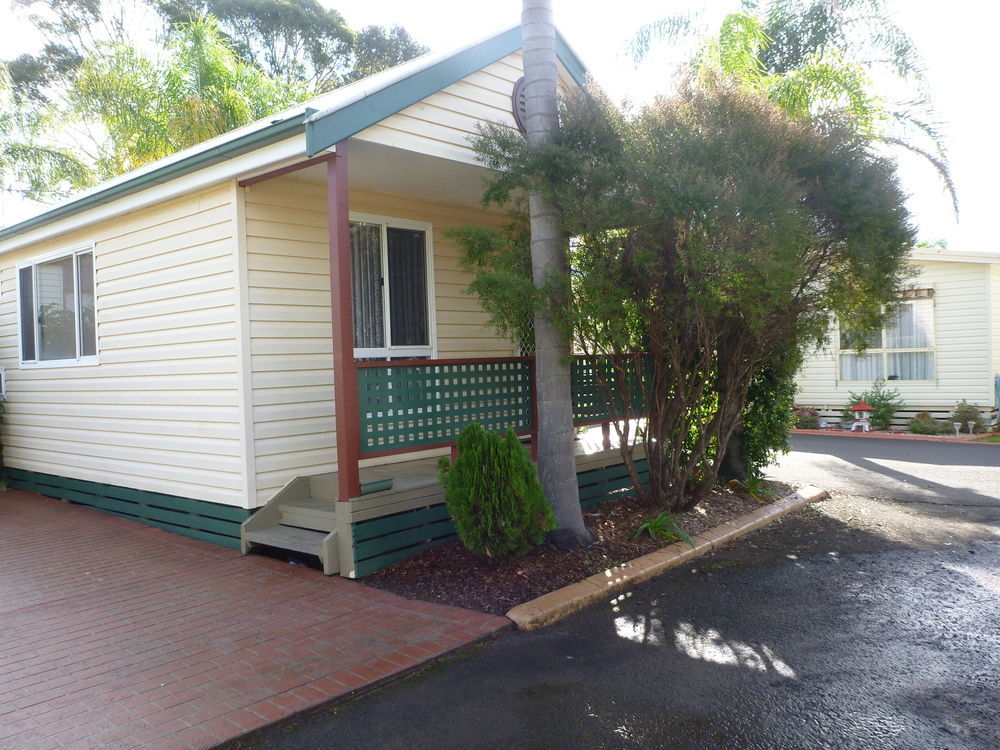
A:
[790,437,1000,467]
[801,453,1000,525]
[231,501,999,750]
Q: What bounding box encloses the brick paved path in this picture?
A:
[0,491,509,749]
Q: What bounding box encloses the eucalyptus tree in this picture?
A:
[155,0,353,89]
[6,0,161,103]
[344,25,428,84]
[7,0,427,100]
[520,0,591,548]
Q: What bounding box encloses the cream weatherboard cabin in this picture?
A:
[795,248,1000,426]
[0,26,639,577]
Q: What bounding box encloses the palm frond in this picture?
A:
[877,135,958,217]
[628,13,701,65]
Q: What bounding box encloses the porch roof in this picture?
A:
[0,24,588,252]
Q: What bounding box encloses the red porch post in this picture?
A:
[327,140,362,502]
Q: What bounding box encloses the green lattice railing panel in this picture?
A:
[572,356,651,424]
[358,358,533,455]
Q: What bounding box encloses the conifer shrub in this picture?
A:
[438,423,556,562]
[907,411,950,435]
[951,400,986,433]
[840,379,906,430]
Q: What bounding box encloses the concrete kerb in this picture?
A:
[506,485,829,631]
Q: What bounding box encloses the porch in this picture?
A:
[242,439,645,578]
[237,137,649,577]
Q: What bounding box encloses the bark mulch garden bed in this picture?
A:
[364,481,793,615]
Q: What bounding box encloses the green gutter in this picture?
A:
[0,112,309,244]
[306,28,589,156]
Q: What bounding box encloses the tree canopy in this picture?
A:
[2,0,427,199]
[463,78,915,512]
[72,16,307,177]
[631,0,955,213]
[0,64,93,200]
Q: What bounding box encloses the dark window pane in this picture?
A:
[18,266,35,361]
[387,228,428,347]
[839,326,882,350]
[350,222,385,349]
[77,252,97,357]
[37,255,76,360]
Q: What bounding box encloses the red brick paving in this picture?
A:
[0,490,510,749]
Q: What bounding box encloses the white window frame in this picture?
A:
[837,299,935,384]
[349,212,437,360]
[17,242,100,369]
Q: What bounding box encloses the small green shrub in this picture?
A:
[908,411,950,435]
[791,405,820,429]
[631,511,695,548]
[727,476,781,501]
[840,379,906,430]
[438,423,555,562]
[951,400,986,434]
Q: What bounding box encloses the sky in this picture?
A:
[2,0,997,250]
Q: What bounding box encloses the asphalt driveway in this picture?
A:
[239,435,1000,750]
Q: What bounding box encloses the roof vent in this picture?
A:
[512,77,527,133]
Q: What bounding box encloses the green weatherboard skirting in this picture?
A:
[349,459,649,578]
[5,468,250,549]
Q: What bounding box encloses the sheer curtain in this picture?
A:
[887,352,933,380]
[886,302,932,349]
[885,301,934,380]
[840,353,883,381]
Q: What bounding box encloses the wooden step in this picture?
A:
[279,497,337,531]
[243,525,327,555]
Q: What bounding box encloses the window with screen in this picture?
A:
[19,248,97,366]
[349,219,431,359]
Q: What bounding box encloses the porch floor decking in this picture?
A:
[311,426,628,505]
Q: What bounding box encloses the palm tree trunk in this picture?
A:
[521,0,592,548]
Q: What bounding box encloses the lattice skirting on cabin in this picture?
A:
[4,468,250,549]
[806,405,995,429]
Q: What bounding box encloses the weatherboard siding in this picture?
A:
[796,260,995,414]
[354,52,574,166]
[243,176,512,505]
[0,185,247,506]
[992,265,1000,386]
[355,52,522,165]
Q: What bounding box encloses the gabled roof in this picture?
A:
[0,24,587,246]
[305,25,585,155]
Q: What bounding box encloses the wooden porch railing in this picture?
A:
[353,354,651,460]
[356,356,535,458]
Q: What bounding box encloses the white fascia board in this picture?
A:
[910,248,1000,265]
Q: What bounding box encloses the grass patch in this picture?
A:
[972,435,1000,443]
